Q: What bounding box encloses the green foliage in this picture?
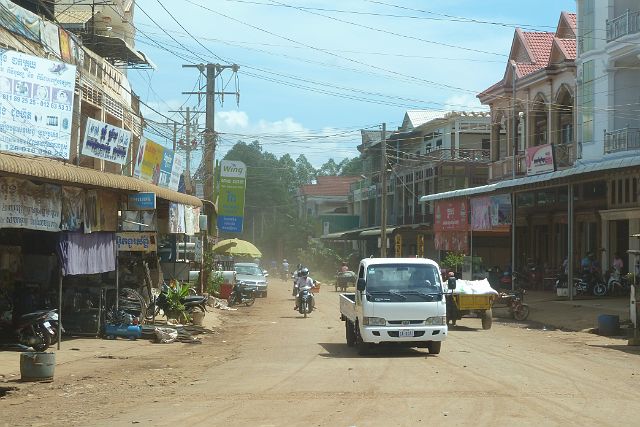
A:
[165,282,190,323]
[338,156,363,177]
[441,251,465,271]
[294,239,342,280]
[207,271,225,296]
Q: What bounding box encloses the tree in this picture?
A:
[295,154,316,186]
[338,156,363,176]
[317,158,339,176]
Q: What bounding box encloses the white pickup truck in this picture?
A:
[339,257,447,355]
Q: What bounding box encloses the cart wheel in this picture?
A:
[481,309,493,330]
[513,304,530,321]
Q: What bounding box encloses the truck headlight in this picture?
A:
[363,317,386,326]
[425,316,446,326]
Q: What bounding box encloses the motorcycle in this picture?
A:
[148,284,208,317]
[227,282,256,307]
[596,269,631,297]
[297,285,316,318]
[0,309,59,351]
[335,270,356,292]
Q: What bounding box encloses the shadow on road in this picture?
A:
[317,342,430,359]
[589,344,640,356]
[447,325,482,332]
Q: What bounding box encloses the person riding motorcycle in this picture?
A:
[294,268,314,311]
[339,261,349,273]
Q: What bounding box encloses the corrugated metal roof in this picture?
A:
[419,156,640,202]
[405,110,444,129]
[55,8,94,25]
[0,152,202,207]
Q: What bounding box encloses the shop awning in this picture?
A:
[419,156,640,203]
[360,227,397,237]
[0,152,202,208]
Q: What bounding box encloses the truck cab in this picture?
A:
[340,258,447,355]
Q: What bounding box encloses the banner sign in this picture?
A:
[526,144,555,175]
[138,138,164,184]
[217,160,247,233]
[490,194,512,226]
[168,152,184,191]
[128,192,156,210]
[0,177,61,232]
[169,202,185,234]
[116,232,157,252]
[81,117,132,164]
[158,148,174,187]
[470,196,492,231]
[434,200,468,232]
[0,49,76,159]
[434,231,469,252]
[0,0,40,43]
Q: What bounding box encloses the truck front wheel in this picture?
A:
[427,341,441,355]
[345,320,356,347]
[481,309,493,330]
[355,321,370,355]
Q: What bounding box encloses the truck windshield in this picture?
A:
[366,264,443,294]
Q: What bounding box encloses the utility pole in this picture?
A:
[380,123,387,257]
[182,63,240,211]
[168,106,205,195]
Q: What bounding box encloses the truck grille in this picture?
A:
[387,320,424,325]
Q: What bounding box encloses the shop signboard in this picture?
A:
[0,0,40,43]
[525,144,555,176]
[0,177,61,232]
[434,199,468,232]
[81,118,132,164]
[168,153,184,191]
[116,232,157,252]
[0,49,76,159]
[137,138,164,185]
[490,194,512,227]
[158,148,174,188]
[217,160,247,233]
[434,231,469,252]
[128,192,156,210]
[470,196,491,231]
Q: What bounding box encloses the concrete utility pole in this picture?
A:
[168,107,204,195]
[182,63,240,208]
[380,123,387,257]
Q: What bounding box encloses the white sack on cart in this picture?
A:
[448,278,498,295]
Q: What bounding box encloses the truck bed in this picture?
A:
[339,293,356,322]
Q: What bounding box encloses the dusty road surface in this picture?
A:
[2,278,639,426]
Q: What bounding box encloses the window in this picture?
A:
[578,0,595,53]
[481,138,490,150]
[561,124,573,144]
[580,60,595,143]
[517,192,535,208]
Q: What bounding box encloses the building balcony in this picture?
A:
[489,154,525,182]
[607,9,640,42]
[399,148,490,167]
[604,127,640,154]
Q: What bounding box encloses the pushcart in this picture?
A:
[446,293,495,330]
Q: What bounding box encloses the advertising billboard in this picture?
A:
[81,118,132,165]
[526,144,555,175]
[434,199,468,232]
[217,160,247,233]
[0,49,76,159]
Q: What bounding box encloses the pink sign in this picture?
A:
[434,231,469,252]
[526,144,555,175]
[470,197,492,231]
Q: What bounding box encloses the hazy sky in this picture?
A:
[129,0,575,168]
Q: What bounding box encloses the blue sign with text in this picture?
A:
[128,192,156,210]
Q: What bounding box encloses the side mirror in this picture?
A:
[356,278,366,291]
[448,277,457,290]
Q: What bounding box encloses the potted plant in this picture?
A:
[165,281,190,324]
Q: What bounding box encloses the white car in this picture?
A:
[234,263,269,297]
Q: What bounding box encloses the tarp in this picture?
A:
[58,232,115,276]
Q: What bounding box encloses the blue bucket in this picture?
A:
[597,314,620,336]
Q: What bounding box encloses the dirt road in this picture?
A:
[2,279,639,426]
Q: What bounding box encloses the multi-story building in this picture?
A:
[340,110,492,259]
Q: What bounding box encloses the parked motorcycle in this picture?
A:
[596,269,631,297]
[0,309,59,351]
[227,282,256,307]
[148,284,208,317]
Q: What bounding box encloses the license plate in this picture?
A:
[399,330,414,338]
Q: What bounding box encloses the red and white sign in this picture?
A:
[525,144,555,175]
[434,200,468,232]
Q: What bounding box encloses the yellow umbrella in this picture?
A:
[212,238,262,258]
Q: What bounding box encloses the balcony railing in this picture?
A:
[554,143,576,168]
[490,154,525,182]
[604,127,640,154]
[400,148,490,166]
[607,9,640,42]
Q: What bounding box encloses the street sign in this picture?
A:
[128,192,156,210]
[217,160,247,233]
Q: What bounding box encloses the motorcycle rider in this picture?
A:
[282,259,290,279]
[294,267,314,311]
[339,261,349,273]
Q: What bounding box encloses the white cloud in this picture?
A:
[443,94,487,112]
[218,110,249,129]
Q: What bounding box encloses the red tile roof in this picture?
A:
[477,11,576,99]
[300,176,360,197]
